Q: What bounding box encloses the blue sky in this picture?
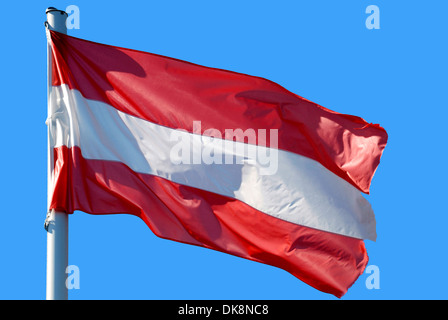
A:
[1,0,447,299]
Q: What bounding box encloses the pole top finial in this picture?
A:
[45,7,68,34]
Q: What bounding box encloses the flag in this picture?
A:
[47,30,387,297]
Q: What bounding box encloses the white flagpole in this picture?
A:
[45,7,68,300]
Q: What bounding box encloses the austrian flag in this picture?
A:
[47,31,387,297]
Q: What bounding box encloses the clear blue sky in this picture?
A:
[1,1,447,300]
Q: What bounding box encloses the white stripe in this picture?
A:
[49,85,376,240]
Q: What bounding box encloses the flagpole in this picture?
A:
[45,7,68,300]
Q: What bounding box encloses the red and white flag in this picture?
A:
[47,31,387,297]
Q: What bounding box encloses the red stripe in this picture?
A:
[51,146,368,297]
[49,31,387,194]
